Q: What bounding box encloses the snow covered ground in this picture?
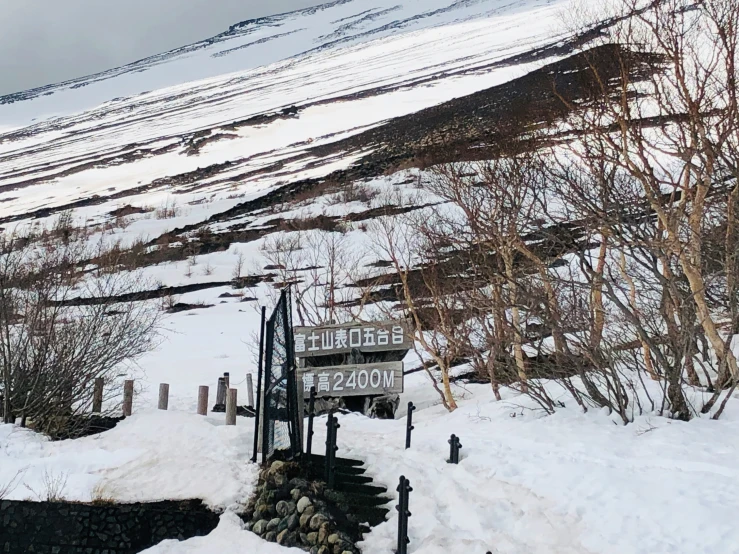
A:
[4,368,739,554]
[3,158,736,553]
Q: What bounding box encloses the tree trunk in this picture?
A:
[591,234,608,350]
[504,252,527,392]
[618,252,660,380]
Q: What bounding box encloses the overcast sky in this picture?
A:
[0,0,325,96]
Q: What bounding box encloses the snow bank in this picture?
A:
[142,512,303,553]
[4,373,739,553]
[0,409,257,509]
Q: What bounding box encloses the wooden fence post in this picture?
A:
[123,380,134,416]
[216,377,226,406]
[158,383,170,410]
[223,372,230,390]
[197,386,209,416]
[92,378,104,413]
[246,374,254,408]
[226,388,237,425]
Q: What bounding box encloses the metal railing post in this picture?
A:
[447,434,462,464]
[405,402,416,449]
[325,413,339,488]
[252,306,266,463]
[396,475,412,554]
[306,386,316,456]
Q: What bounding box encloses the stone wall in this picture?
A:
[0,499,219,554]
[244,461,361,554]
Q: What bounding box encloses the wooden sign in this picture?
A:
[300,362,403,397]
[293,321,412,357]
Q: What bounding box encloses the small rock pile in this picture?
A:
[245,460,361,554]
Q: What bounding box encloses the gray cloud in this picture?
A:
[0,0,326,95]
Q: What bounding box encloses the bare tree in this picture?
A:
[366,205,460,411]
[554,0,739,417]
[0,230,163,436]
[259,228,356,327]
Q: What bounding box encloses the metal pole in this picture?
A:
[330,416,340,488]
[396,476,412,554]
[403,477,412,554]
[325,413,335,484]
[405,401,416,449]
[252,306,266,463]
[306,386,316,456]
[448,434,462,464]
[261,317,275,464]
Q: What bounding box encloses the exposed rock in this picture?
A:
[274,472,288,487]
[317,521,331,544]
[368,394,400,419]
[276,500,296,517]
[269,460,286,474]
[254,504,269,520]
[277,529,296,545]
[252,519,267,535]
[289,478,310,490]
[297,496,312,513]
[309,513,329,530]
[300,512,313,528]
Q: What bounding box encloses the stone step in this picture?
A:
[303,460,367,477]
[334,482,388,496]
[324,489,392,508]
[333,465,367,476]
[346,506,390,528]
[302,464,371,484]
[334,473,374,485]
[305,453,364,467]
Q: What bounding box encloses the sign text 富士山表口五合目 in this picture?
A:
[293,321,412,357]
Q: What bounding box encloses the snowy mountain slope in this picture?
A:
[0,0,564,124]
[0,0,573,227]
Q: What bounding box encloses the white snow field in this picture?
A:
[4,368,739,554]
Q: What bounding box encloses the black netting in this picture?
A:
[261,289,301,462]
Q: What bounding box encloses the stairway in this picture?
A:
[303,453,391,530]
